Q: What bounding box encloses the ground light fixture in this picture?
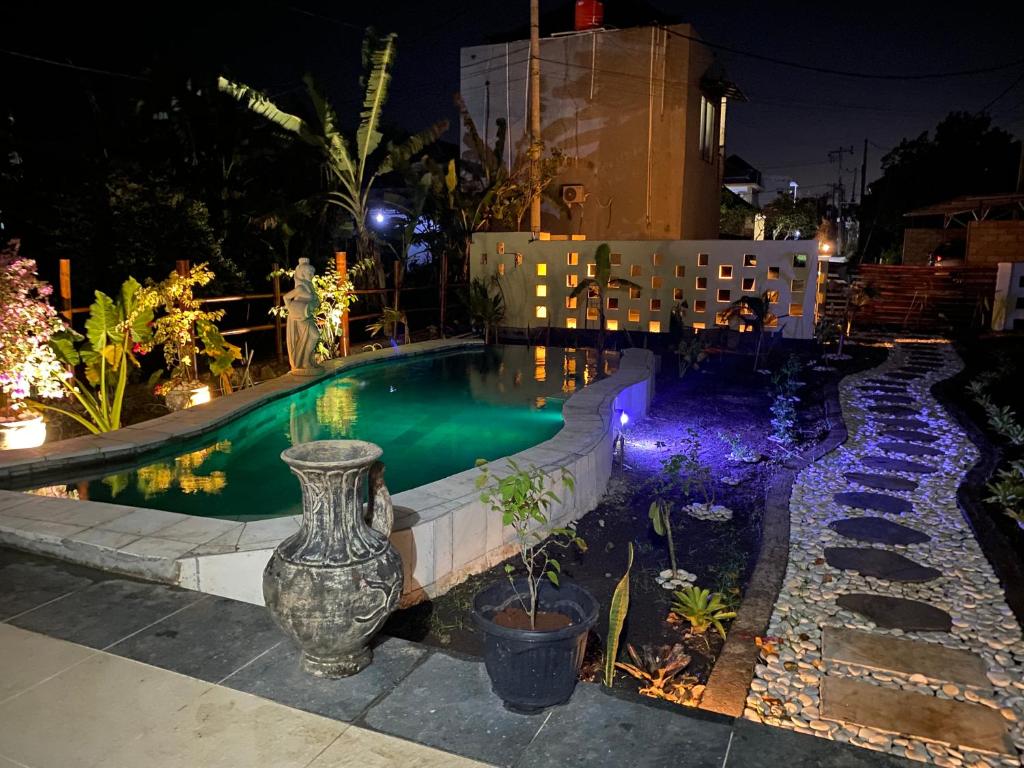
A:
[614,409,628,469]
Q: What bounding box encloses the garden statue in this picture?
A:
[264,440,404,677]
[284,258,321,375]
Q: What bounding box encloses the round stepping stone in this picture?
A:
[878,441,941,458]
[857,385,904,393]
[902,364,933,372]
[834,491,913,515]
[824,547,941,582]
[879,417,931,431]
[862,456,937,474]
[836,594,952,632]
[829,517,930,545]
[868,394,914,405]
[843,471,919,492]
[865,378,896,386]
[881,428,938,444]
[868,405,920,417]
[885,372,922,381]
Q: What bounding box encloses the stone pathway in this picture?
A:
[744,340,1024,766]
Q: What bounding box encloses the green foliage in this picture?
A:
[723,291,777,370]
[761,193,820,240]
[570,243,642,349]
[675,332,709,379]
[967,375,1024,526]
[476,458,584,629]
[670,586,737,639]
[769,356,802,448]
[967,376,1024,447]
[603,542,633,687]
[647,453,686,576]
[985,460,1024,526]
[614,643,693,700]
[464,277,506,344]
[270,262,361,360]
[720,431,758,463]
[36,279,153,433]
[366,307,409,345]
[719,187,755,237]
[678,428,714,507]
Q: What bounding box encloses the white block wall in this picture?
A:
[993,262,1024,331]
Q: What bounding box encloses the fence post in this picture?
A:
[336,251,349,357]
[59,259,72,321]
[393,261,401,311]
[440,249,448,337]
[272,263,284,363]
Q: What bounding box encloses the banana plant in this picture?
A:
[32,278,153,433]
[218,31,448,291]
[570,243,641,354]
[723,291,777,371]
[603,542,633,687]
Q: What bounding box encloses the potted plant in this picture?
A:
[142,263,240,410]
[0,240,68,448]
[471,459,595,712]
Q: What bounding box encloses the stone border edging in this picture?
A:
[701,379,851,717]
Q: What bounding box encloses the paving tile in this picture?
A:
[116,535,203,560]
[856,385,905,394]
[824,548,941,583]
[725,717,914,767]
[0,624,95,703]
[843,472,918,492]
[861,456,938,475]
[884,372,922,381]
[362,651,544,766]
[0,550,101,620]
[877,442,942,458]
[867,394,914,405]
[522,683,732,768]
[820,677,1014,755]
[822,627,990,687]
[879,429,938,444]
[99,677,346,768]
[877,418,931,431]
[829,517,930,546]
[10,578,205,650]
[833,491,913,516]
[66,527,143,550]
[225,635,427,722]
[109,595,284,683]
[152,515,244,545]
[96,508,188,536]
[835,594,952,632]
[308,726,492,768]
[867,405,921,417]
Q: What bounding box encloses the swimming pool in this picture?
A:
[39,346,612,520]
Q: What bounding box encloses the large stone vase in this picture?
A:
[264,440,403,677]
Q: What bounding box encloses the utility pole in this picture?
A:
[528,0,542,234]
[860,139,868,203]
[827,146,854,256]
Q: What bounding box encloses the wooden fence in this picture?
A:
[853,264,998,331]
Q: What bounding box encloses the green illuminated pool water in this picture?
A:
[50,346,608,520]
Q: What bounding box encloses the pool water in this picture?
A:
[43,346,613,520]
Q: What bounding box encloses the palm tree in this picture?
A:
[218,31,447,291]
[570,243,642,353]
[723,292,777,371]
[465,277,506,344]
[838,282,878,355]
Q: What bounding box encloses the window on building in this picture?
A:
[793,253,808,268]
[766,290,780,304]
[648,321,662,333]
[719,265,733,279]
[650,298,662,311]
[587,307,599,320]
[587,263,596,277]
[628,309,641,322]
[630,264,642,277]
[789,303,804,317]
[651,276,662,289]
[566,296,577,310]
[675,265,685,278]
[652,253,662,266]
[791,279,806,292]
[535,306,547,319]
[717,289,731,302]
[742,277,756,292]
[567,252,579,266]
[536,263,547,276]
[536,285,547,297]
[673,288,684,301]
[566,274,578,288]
[696,276,708,290]
[607,297,619,310]
[606,319,619,331]
[694,300,707,313]
[697,253,709,266]
[699,95,716,162]
[566,317,577,329]
[629,287,641,299]
[767,266,780,280]
[743,254,757,267]
[611,253,622,266]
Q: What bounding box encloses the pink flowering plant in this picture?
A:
[0,240,68,419]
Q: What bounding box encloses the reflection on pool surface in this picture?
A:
[38,346,615,520]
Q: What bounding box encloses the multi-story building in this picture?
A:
[459,23,740,240]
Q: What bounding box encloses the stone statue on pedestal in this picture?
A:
[284,258,321,375]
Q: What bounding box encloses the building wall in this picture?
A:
[902,227,965,266]
[459,24,722,241]
[471,233,822,339]
[992,262,1024,331]
[967,220,1024,265]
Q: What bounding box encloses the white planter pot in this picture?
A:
[0,412,47,450]
[164,384,211,412]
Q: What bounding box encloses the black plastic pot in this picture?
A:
[471,578,598,712]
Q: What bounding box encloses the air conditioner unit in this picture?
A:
[561,184,585,204]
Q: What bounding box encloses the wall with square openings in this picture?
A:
[470,234,822,338]
[993,262,1024,331]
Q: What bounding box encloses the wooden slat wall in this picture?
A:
[853,265,997,331]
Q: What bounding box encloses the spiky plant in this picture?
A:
[569,243,641,353]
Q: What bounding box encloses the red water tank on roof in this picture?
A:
[574,0,604,31]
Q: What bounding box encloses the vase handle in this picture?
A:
[367,460,394,536]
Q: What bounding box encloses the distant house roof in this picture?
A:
[904,193,1024,226]
[487,0,682,42]
[724,155,762,186]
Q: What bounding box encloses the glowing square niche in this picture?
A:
[651,276,662,289]
[742,277,756,291]
[567,252,579,265]
[718,265,733,279]
[630,264,642,277]
[587,307,599,320]
[535,305,547,319]
[696,276,708,290]
[566,296,577,309]
[650,298,662,311]
[536,263,547,276]
[566,317,577,329]
[566,274,578,288]
[789,303,804,317]
[673,288,683,300]
[648,321,661,333]
[675,265,685,278]
[628,309,640,322]
[629,287,641,299]
[768,267,780,280]
[606,319,619,331]
[536,285,547,297]
[717,289,731,302]
[697,253,709,266]
[743,254,757,267]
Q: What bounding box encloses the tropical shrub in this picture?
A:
[270,261,359,360]
[0,241,68,416]
[465,277,505,344]
[670,586,736,639]
[603,543,633,687]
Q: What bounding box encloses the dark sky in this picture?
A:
[6,0,1024,199]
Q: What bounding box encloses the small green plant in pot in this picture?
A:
[471,459,597,712]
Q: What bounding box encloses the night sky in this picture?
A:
[5,1,1024,198]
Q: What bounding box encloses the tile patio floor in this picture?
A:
[0,548,914,767]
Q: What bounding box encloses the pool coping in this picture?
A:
[0,341,656,607]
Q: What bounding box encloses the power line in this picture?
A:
[1,48,149,82]
[979,69,1024,113]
